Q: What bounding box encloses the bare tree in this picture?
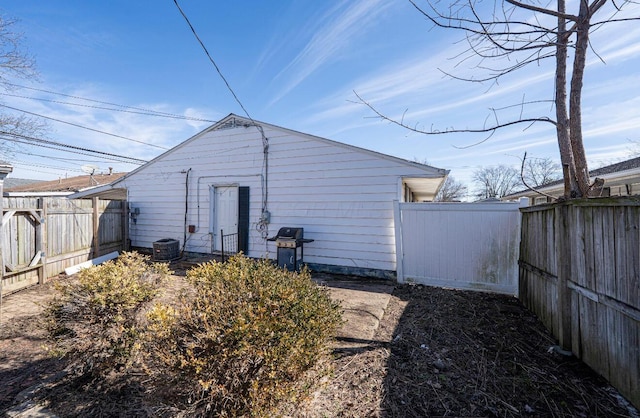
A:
[0,14,44,160]
[473,165,522,199]
[523,156,562,187]
[435,176,468,201]
[0,15,36,80]
[628,139,640,157]
[358,0,639,199]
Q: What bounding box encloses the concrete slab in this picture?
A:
[313,275,394,349]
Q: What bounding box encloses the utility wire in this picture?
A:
[8,166,67,177]
[16,150,107,164]
[2,81,217,123]
[0,103,169,150]
[0,91,216,123]
[1,132,148,164]
[173,0,271,241]
[12,159,84,173]
[3,137,143,165]
[172,0,256,125]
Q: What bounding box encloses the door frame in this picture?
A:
[210,184,239,251]
[208,184,250,254]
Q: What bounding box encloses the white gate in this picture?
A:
[393,199,526,294]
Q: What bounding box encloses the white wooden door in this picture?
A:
[210,186,238,251]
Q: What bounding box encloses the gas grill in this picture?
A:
[267,227,313,271]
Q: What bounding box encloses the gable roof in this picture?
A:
[72,113,449,200]
[129,113,448,178]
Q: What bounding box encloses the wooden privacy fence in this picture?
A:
[519,198,640,409]
[1,196,128,295]
[394,199,526,294]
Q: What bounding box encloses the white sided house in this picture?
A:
[77,114,449,278]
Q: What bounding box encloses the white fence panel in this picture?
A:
[394,200,525,294]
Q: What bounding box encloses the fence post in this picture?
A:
[92,196,100,258]
[220,229,225,262]
[123,201,130,251]
[393,200,404,284]
[0,164,13,279]
[41,197,48,280]
[555,203,573,351]
[0,163,13,321]
[36,198,45,284]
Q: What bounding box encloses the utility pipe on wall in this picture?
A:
[181,168,192,254]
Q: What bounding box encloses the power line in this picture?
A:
[16,150,107,164]
[0,103,169,150]
[12,150,97,170]
[173,1,271,241]
[0,131,148,164]
[7,166,68,177]
[4,137,142,165]
[12,159,84,173]
[1,81,217,123]
[172,0,256,124]
[0,91,216,123]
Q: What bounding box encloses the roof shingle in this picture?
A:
[5,173,127,193]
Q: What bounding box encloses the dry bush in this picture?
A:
[44,252,171,376]
[145,255,342,417]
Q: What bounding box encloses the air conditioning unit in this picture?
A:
[152,238,179,261]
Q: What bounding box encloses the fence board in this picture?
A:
[600,207,615,297]
[625,207,640,307]
[519,198,640,409]
[2,197,126,295]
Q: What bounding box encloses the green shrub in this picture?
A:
[145,255,342,417]
[44,251,171,375]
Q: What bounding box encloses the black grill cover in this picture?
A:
[272,227,303,240]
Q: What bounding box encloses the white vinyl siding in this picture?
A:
[119,120,444,272]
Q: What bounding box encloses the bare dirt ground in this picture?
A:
[0,276,69,413]
[303,284,638,417]
[1,274,638,417]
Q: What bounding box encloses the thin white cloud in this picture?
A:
[269,0,393,105]
[2,82,216,177]
[306,41,556,130]
[306,0,640,130]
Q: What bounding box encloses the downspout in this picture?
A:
[181,168,192,255]
[257,125,270,246]
[189,123,270,252]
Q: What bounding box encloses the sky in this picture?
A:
[1,0,639,196]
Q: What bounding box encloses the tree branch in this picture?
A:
[505,0,578,21]
[353,90,556,138]
[519,152,558,201]
[591,16,640,26]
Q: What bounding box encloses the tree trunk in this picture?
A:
[569,0,592,197]
[555,0,576,199]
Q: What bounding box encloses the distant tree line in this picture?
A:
[434,157,562,201]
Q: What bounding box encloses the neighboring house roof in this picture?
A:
[3,178,41,190]
[504,156,640,200]
[71,113,449,201]
[589,156,640,176]
[5,172,127,196]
